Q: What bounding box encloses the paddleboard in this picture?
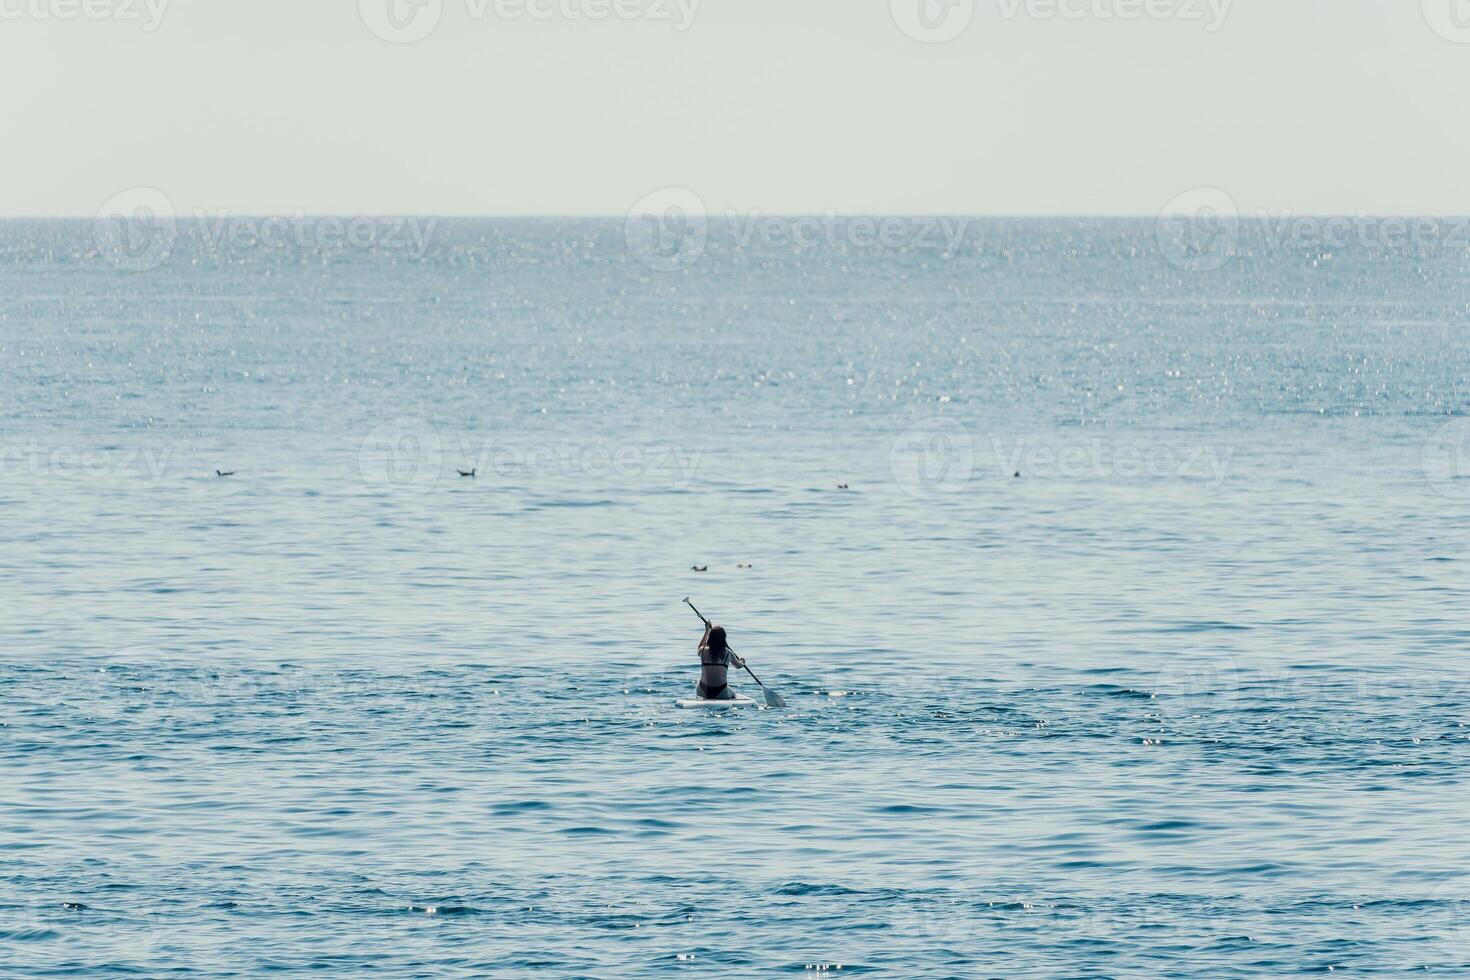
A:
[675,695,758,710]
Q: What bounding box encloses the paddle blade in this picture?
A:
[761,686,787,709]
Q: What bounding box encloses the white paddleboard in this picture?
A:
[675,695,758,710]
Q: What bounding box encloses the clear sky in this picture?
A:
[3,0,1468,216]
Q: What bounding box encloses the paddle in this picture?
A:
[683,598,787,708]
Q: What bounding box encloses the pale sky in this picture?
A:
[3,0,1468,216]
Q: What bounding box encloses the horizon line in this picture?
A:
[7,211,1470,220]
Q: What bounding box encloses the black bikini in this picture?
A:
[698,646,734,700]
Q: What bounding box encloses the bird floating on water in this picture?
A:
[216,470,235,478]
[457,469,477,478]
[691,565,708,573]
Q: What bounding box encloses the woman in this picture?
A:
[697,622,746,701]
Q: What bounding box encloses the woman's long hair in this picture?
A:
[706,626,728,656]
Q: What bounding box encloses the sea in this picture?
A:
[2,214,1469,977]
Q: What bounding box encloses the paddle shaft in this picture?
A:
[683,598,774,691]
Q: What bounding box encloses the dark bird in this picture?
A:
[691,565,708,573]
[1014,471,1022,478]
[738,563,753,570]
[216,470,236,478]
[458,469,477,478]
[837,484,850,490]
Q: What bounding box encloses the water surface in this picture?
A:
[2,218,1469,976]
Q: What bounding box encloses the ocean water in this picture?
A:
[2,216,1470,977]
